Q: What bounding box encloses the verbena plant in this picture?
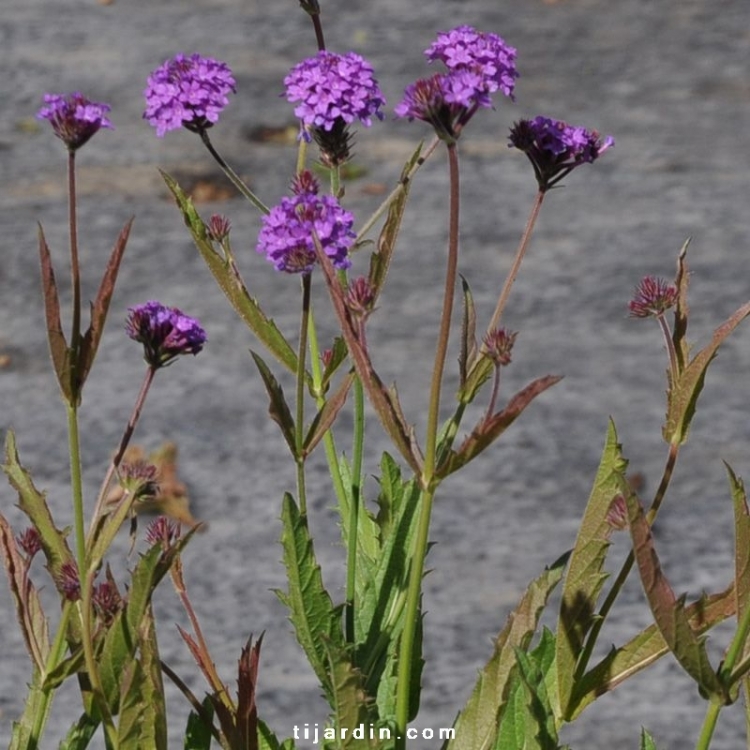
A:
[3,3,750,749]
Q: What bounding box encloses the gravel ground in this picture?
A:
[2,0,750,748]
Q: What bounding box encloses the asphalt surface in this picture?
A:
[2,0,750,747]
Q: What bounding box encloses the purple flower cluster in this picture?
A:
[256,171,355,274]
[125,301,207,368]
[36,92,114,151]
[284,50,386,140]
[144,53,236,137]
[509,116,614,190]
[425,25,518,103]
[396,25,518,139]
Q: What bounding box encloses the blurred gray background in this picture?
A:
[2,0,750,747]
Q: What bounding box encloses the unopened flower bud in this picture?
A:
[345,276,376,319]
[145,516,180,549]
[207,214,231,242]
[57,560,81,602]
[628,276,678,319]
[16,527,42,560]
[120,460,159,501]
[606,495,628,532]
[483,328,517,367]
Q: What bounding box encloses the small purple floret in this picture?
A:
[37,92,113,150]
[144,53,236,137]
[284,51,386,140]
[126,301,206,368]
[256,172,355,274]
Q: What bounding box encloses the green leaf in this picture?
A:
[303,371,355,457]
[275,493,344,702]
[572,585,735,719]
[366,143,421,300]
[625,489,727,701]
[58,713,100,750]
[0,512,50,672]
[258,719,297,750]
[77,218,134,390]
[458,275,479,392]
[446,553,568,750]
[555,420,629,719]
[162,171,300,378]
[437,375,562,479]
[9,670,51,750]
[663,245,750,445]
[640,728,659,750]
[37,224,73,403]
[184,697,215,750]
[251,350,298,459]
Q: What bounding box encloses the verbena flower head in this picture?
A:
[146,516,181,549]
[126,301,207,368]
[628,276,678,319]
[16,527,42,560]
[284,50,386,141]
[509,116,614,190]
[144,53,236,137]
[396,25,517,140]
[36,92,113,151]
[57,560,81,602]
[425,25,518,102]
[256,171,355,274]
[483,328,518,367]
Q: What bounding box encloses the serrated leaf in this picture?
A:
[625,490,726,701]
[640,728,659,750]
[37,224,73,403]
[438,375,561,479]
[58,712,100,750]
[9,670,51,750]
[366,143,421,299]
[572,585,735,718]
[77,218,133,389]
[555,420,628,720]
[162,171,301,379]
[276,493,344,701]
[251,350,298,459]
[0,513,50,672]
[663,247,750,444]
[446,553,568,750]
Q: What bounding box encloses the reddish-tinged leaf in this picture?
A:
[437,375,561,479]
[303,371,354,457]
[0,513,50,672]
[625,490,726,701]
[572,585,735,718]
[236,634,263,750]
[458,275,478,390]
[78,218,133,387]
[313,234,423,476]
[38,224,72,402]
[250,350,298,459]
[671,239,691,372]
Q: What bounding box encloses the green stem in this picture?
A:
[485,189,545,338]
[395,142,461,748]
[296,275,312,515]
[695,700,722,750]
[199,129,269,215]
[66,403,86,580]
[575,441,680,684]
[67,150,82,373]
[345,376,365,644]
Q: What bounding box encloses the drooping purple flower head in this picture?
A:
[425,25,519,102]
[125,301,207,368]
[396,25,518,140]
[509,116,614,190]
[628,276,678,319]
[256,171,355,274]
[36,92,114,151]
[284,50,386,141]
[144,53,236,137]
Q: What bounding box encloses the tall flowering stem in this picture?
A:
[396,142,461,745]
[296,275,312,515]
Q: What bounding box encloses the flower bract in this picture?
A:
[284,50,385,141]
[256,171,355,274]
[144,53,236,137]
[37,92,114,151]
[126,301,207,368]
